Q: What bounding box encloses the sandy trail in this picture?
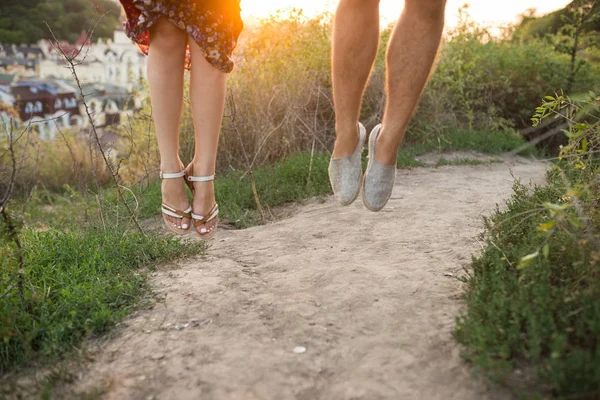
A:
[72,156,547,400]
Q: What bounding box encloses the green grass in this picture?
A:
[25,128,528,230]
[414,128,534,155]
[454,170,600,399]
[138,129,527,227]
[139,152,332,228]
[0,228,204,373]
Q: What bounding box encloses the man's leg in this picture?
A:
[376,0,446,165]
[331,0,380,159]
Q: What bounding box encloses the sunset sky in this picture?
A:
[240,0,572,29]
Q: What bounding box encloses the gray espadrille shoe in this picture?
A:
[328,122,367,206]
[362,124,396,212]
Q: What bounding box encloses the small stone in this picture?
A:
[16,377,34,388]
[152,353,165,361]
[175,322,190,330]
[293,346,307,354]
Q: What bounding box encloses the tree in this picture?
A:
[0,0,121,44]
[553,1,599,92]
[516,0,600,40]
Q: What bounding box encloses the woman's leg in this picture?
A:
[147,18,190,229]
[187,42,227,235]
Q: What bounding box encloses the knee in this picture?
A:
[338,0,380,9]
[404,0,446,22]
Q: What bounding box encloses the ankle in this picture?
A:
[375,128,403,166]
[160,159,183,173]
[335,121,360,139]
[189,160,215,177]
[378,125,405,150]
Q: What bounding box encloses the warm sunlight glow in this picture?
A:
[241,0,573,30]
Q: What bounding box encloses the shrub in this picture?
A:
[455,93,600,398]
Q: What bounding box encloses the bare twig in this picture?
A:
[227,90,267,221]
[0,122,26,304]
[45,22,144,235]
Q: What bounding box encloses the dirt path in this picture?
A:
[73,156,547,400]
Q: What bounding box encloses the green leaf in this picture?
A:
[543,244,550,259]
[517,251,539,270]
[543,202,571,212]
[568,216,583,229]
[537,220,556,232]
[581,137,588,153]
[572,123,589,130]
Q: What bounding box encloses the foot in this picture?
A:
[328,122,366,206]
[362,124,396,212]
[161,164,192,231]
[188,163,218,238]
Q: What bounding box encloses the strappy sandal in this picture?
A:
[186,167,219,240]
[160,170,193,235]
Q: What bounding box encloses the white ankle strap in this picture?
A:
[187,174,215,182]
[160,170,186,179]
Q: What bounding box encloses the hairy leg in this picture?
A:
[377,0,446,165]
[331,0,380,158]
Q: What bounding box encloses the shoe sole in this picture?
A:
[162,217,193,236]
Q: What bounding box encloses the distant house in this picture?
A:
[10,79,79,139]
[0,44,44,74]
[0,73,15,93]
[0,29,146,140]
[5,77,142,140]
[0,91,18,134]
[39,29,147,89]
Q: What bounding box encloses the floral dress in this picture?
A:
[119,0,243,73]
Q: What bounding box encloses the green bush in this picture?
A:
[455,94,600,398]
[413,6,600,138]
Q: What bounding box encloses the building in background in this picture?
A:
[8,78,142,140]
[0,29,146,140]
[0,44,44,75]
[11,78,80,139]
[38,29,147,89]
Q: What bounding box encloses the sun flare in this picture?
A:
[241,0,573,30]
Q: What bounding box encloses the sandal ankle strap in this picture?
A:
[160,170,186,179]
[187,174,215,182]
